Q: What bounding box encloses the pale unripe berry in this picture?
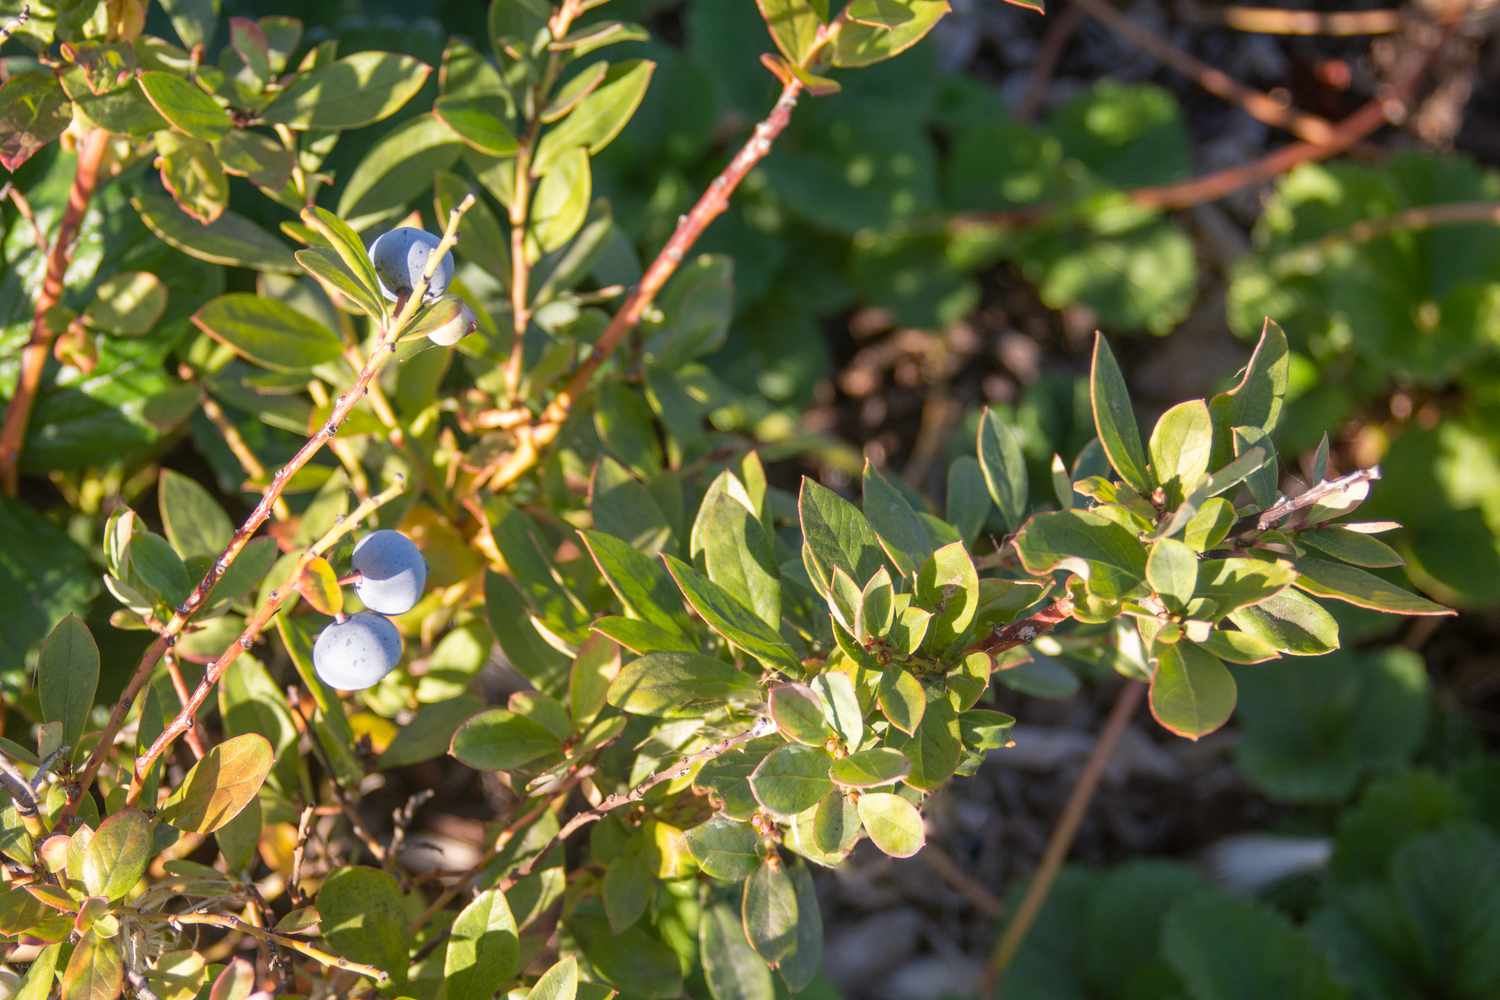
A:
[351,529,427,615]
[313,611,403,690]
[369,227,454,302]
[428,301,476,346]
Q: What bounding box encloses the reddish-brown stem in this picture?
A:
[1071,0,1338,144]
[957,16,1453,225]
[162,649,208,759]
[0,129,111,494]
[126,480,404,805]
[59,199,474,824]
[483,76,806,491]
[975,598,1075,660]
[981,681,1146,997]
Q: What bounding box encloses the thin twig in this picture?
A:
[125,479,407,805]
[1015,4,1084,122]
[981,681,1145,997]
[1182,2,1404,36]
[1,180,47,250]
[128,909,389,984]
[482,75,810,492]
[0,4,29,45]
[162,648,208,759]
[955,16,1455,224]
[61,197,475,826]
[1073,0,1338,144]
[499,716,777,890]
[974,598,1075,660]
[0,129,111,493]
[922,841,1004,918]
[197,385,290,520]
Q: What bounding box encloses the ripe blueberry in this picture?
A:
[369,227,454,302]
[313,611,403,690]
[351,529,427,616]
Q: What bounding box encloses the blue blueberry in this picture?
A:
[369,227,454,302]
[313,611,403,690]
[351,529,427,616]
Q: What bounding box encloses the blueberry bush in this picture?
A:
[0,0,1477,998]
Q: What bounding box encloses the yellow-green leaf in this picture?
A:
[159,734,273,833]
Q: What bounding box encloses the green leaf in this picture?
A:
[1149,400,1212,503]
[799,478,886,598]
[132,192,296,273]
[1298,527,1403,569]
[1015,509,1147,599]
[742,858,799,964]
[862,461,942,577]
[877,668,926,736]
[978,408,1028,531]
[813,671,863,748]
[1164,892,1347,1000]
[263,52,431,130]
[379,696,483,770]
[645,254,734,367]
[770,683,834,746]
[756,0,826,64]
[603,847,653,931]
[830,747,910,789]
[1194,557,1297,618]
[445,888,519,1000]
[607,652,762,717]
[567,911,683,999]
[663,554,800,674]
[915,541,981,650]
[337,113,464,230]
[857,791,925,857]
[700,475,781,629]
[946,456,991,545]
[82,808,151,901]
[892,694,961,790]
[1150,645,1235,740]
[1090,332,1153,493]
[192,294,343,373]
[1293,557,1452,617]
[685,817,761,881]
[318,866,408,979]
[159,469,233,559]
[1146,538,1198,611]
[750,745,834,818]
[832,0,950,68]
[0,72,71,172]
[138,72,230,140]
[579,530,690,638]
[129,532,192,606]
[1228,588,1339,656]
[13,941,59,1000]
[1210,318,1290,467]
[434,95,520,156]
[702,899,775,1000]
[1236,648,1428,803]
[528,147,591,258]
[779,859,824,990]
[296,247,385,319]
[533,60,655,174]
[302,206,386,310]
[450,708,562,770]
[527,958,579,1000]
[159,734,274,833]
[1199,628,1280,665]
[38,614,99,748]
[83,271,168,335]
[859,568,896,639]
[1184,497,1236,552]
[61,933,124,1000]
